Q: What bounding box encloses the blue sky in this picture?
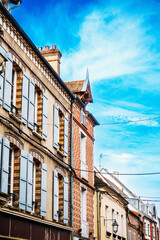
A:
[12,0,160,211]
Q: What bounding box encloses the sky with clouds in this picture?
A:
[12,0,160,211]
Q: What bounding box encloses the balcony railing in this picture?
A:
[81,161,88,180]
[81,220,89,238]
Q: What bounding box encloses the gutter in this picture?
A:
[70,98,75,240]
[96,188,99,240]
[0,3,75,100]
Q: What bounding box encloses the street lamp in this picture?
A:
[104,219,119,234]
[112,220,119,233]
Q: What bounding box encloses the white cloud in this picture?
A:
[61,8,159,85]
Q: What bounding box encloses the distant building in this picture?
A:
[94,167,128,240]
[100,168,145,239]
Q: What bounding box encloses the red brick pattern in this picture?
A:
[13,149,20,208]
[35,162,41,215]
[37,90,43,134]
[72,103,95,238]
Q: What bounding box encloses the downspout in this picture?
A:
[126,206,129,240]
[96,188,99,240]
[70,98,75,240]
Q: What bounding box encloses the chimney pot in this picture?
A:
[52,45,56,49]
[45,46,49,50]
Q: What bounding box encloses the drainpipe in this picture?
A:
[70,98,75,240]
[96,188,99,240]
[126,206,129,240]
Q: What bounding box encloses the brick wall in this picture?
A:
[72,102,95,239]
[128,212,143,240]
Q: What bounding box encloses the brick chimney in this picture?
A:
[40,45,62,76]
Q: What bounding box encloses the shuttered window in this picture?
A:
[53,103,59,149]
[21,72,29,124]
[26,154,33,212]
[63,177,69,224]
[19,150,28,210]
[0,45,7,105]
[42,92,48,140]
[0,71,4,105]
[3,53,13,112]
[53,169,58,221]
[28,79,35,129]
[41,163,47,216]
[128,230,131,240]
[53,170,69,223]
[19,150,33,212]
[1,137,10,194]
[64,115,68,156]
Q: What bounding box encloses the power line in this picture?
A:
[74,167,160,176]
[42,116,160,126]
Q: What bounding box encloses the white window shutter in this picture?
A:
[64,115,68,156]
[0,135,2,171]
[0,46,7,105]
[53,169,58,220]
[21,72,29,124]
[19,150,28,210]
[3,53,13,112]
[28,79,35,130]
[63,177,69,224]
[41,163,47,217]
[0,72,4,105]
[1,137,10,194]
[42,92,48,140]
[53,103,59,149]
[26,153,33,212]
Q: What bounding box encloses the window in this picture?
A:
[128,230,131,240]
[11,63,22,116]
[105,206,110,232]
[34,86,43,134]
[148,223,150,236]
[53,170,68,224]
[32,159,42,214]
[0,47,48,138]
[81,188,87,222]
[133,232,136,240]
[53,103,68,156]
[121,215,124,237]
[18,150,47,216]
[81,132,88,180]
[80,108,86,125]
[59,110,64,152]
[8,148,14,205]
[153,225,155,238]
[81,187,88,238]
[145,222,147,236]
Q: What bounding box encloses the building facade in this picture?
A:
[94,167,128,240]
[0,2,75,239]
[65,75,99,240]
[128,210,143,240]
